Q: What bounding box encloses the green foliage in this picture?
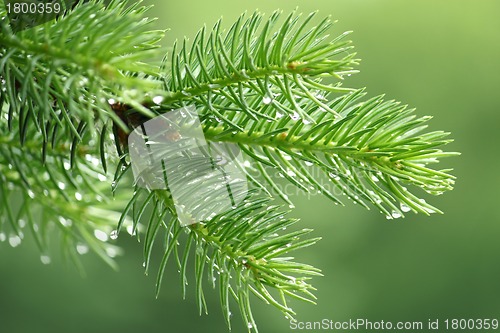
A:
[0,1,457,331]
[0,0,163,140]
[158,11,457,217]
[133,189,320,330]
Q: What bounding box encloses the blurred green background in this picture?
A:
[2,0,500,332]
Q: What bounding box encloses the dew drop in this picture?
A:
[391,211,402,219]
[315,93,327,101]
[247,323,254,329]
[400,203,411,212]
[58,217,72,227]
[76,243,89,255]
[262,95,272,105]
[40,255,51,265]
[63,161,71,170]
[106,247,119,258]
[94,230,108,242]
[371,175,379,182]
[276,112,283,119]
[0,232,6,242]
[97,174,107,181]
[27,190,35,199]
[152,95,164,104]
[286,169,296,177]
[243,160,251,168]
[288,204,295,209]
[425,207,437,214]
[107,98,116,104]
[57,182,66,190]
[290,111,300,121]
[9,235,21,247]
[304,161,313,166]
[75,192,83,201]
[19,219,26,228]
[110,230,119,240]
[329,172,340,181]
[126,225,136,236]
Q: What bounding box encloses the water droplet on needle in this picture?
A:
[391,210,402,219]
[40,255,51,265]
[152,96,164,104]
[400,203,411,212]
[110,230,118,240]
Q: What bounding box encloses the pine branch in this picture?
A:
[0,118,130,268]
[156,12,457,218]
[160,11,358,122]
[0,0,157,266]
[0,0,164,145]
[132,189,321,330]
[0,3,458,333]
[200,90,457,217]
